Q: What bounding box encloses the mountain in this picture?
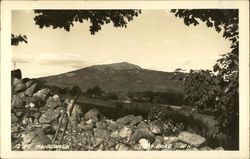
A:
[38,62,185,93]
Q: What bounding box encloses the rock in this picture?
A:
[94,128,110,146]
[137,121,150,132]
[110,130,120,138]
[43,125,56,135]
[64,98,70,105]
[106,119,119,131]
[15,111,23,117]
[84,108,101,121]
[11,113,19,124]
[149,122,161,134]
[178,131,206,148]
[45,96,62,109]
[32,111,41,120]
[33,88,50,101]
[214,146,224,150]
[22,117,29,126]
[119,126,132,140]
[199,146,213,151]
[139,138,151,150]
[11,125,20,133]
[115,143,130,151]
[129,129,155,144]
[11,69,22,79]
[96,121,107,129]
[47,135,54,141]
[29,102,36,108]
[39,109,61,124]
[31,96,44,107]
[22,131,51,150]
[24,83,37,97]
[13,78,26,93]
[116,115,135,126]
[69,104,83,131]
[25,80,34,88]
[11,95,25,109]
[152,136,164,149]
[130,115,143,126]
[164,136,179,144]
[94,128,110,139]
[80,122,95,131]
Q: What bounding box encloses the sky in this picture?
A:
[12,10,231,78]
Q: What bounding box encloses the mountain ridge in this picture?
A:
[39,62,185,93]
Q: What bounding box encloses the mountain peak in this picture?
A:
[90,62,142,70]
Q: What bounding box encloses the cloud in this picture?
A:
[12,56,32,64]
[35,52,92,68]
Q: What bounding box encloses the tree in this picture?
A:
[33,10,141,35]
[11,10,140,46]
[11,34,27,46]
[86,85,104,97]
[70,85,82,96]
[171,9,239,149]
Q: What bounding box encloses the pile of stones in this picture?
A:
[11,71,224,151]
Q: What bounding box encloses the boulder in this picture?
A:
[30,96,44,107]
[22,131,51,150]
[199,146,213,151]
[11,95,25,109]
[115,143,130,151]
[163,136,179,144]
[80,121,95,131]
[11,69,22,79]
[130,115,143,126]
[139,138,151,150]
[84,108,101,121]
[178,131,206,148]
[106,120,119,131]
[96,121,107,129]
[149,122,162,134]
[118,126,132,140]
[43,125,56,135]
[94,128,110,139]
[33,88,50,101]
[45,95,62,109]
[25,80,34,88]
[39,108,61,124]
[24,83,37,97]
[116,115,135,126]
[13,78,26,93]
[94,128,111,145]
[11,113,19,124]
[152,136,164,149]
[129,129,155,144]
[137,121,150,132]
[69,104,83,131]
[15,110,24,117]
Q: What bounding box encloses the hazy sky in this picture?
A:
[12,10,231,78]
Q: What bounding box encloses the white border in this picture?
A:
[1,1,249,159]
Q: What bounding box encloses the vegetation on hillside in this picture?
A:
[171,9,239,149]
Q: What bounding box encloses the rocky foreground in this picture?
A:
[11,76,224,151]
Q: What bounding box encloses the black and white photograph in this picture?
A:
[1,1,249,159]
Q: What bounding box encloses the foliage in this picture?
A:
[86,85,104,97]
[171,9,239,149]
[11,34,27,46]
[70,85,82,96]
[182,69,220,109]
[33,10,141,35]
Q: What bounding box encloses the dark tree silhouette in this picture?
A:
[11,34,28,46]
[33,10,141,35]
[171,9,239,149]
